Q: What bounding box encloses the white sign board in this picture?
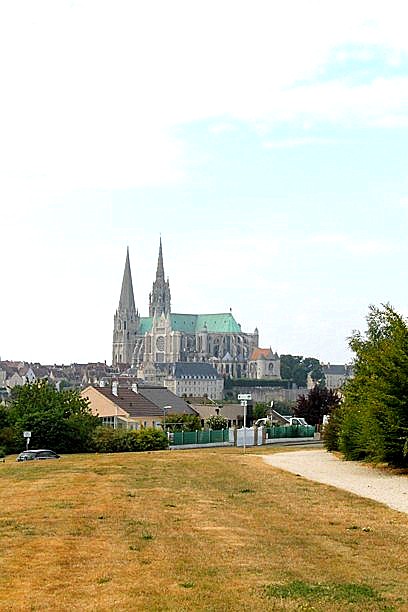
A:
[23,431,31,438]
[240,400,247,407]
[237,394,252,400]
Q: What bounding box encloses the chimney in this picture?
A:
[131,382,138,393]
[112,381,118,397]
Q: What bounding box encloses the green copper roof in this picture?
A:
[171,313,242,333]
[139,317,153,334]
[139,313,242,334]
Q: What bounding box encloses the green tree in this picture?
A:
[322,405,345,451]
[253,403,268,420]
[280,355,325,388]
[272,399,295,416]
[294,386,341,426]
[206,415,228,430]
[339,304,408,466]
[8,380,99,453]
[0,405,13,455]
[164,413,201,432]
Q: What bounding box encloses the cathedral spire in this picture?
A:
[149,237,171,317]
[119,246,136,312]
[112,247,139,367]
[156,236,165,280]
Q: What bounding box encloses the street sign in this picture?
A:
[23,431,31,438]
[237,394,252,401]
[240,400,247,407]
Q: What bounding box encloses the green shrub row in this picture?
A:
[90,427,169,453]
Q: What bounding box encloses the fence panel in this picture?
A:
[171,429,230,445]
[265,425,315,439]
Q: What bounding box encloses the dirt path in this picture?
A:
[263,449,408,514]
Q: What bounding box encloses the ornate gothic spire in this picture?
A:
[119,246,136,312]
[149,238,171,317]
[156,236,165,280]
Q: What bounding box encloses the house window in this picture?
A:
[101,416,115,428]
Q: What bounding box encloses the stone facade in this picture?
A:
[248,348,281,379]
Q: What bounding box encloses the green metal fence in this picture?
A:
[172,429,230,445]
[265,425,315,439]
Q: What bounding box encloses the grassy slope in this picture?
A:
[0,448,407,611]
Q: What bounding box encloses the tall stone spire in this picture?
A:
[149,237,171,317]
[112,247,139,366]
[156,237,165,280]
[119,247,136,312]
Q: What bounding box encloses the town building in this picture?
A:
[307,363,353,390]
[81,381,197,429]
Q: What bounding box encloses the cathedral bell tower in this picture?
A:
[112,247,139,366]
[149,237,171,317]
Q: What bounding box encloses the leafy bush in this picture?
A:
[206,415,228,430]
[164,413,201,432]
[322,406,344,451]
[91,427,168,453]
[0,446,6,459]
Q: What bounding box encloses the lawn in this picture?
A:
[1,447,407,611]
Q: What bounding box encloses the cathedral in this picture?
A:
[112,240,280,379]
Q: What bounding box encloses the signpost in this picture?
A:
[23,431,31,451]
[238,395,251,453]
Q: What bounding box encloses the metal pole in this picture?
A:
[243,401,247,454]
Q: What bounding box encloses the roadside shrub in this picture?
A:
[91,427,168,453]
[0,426,18,455]
[0,446,6,459]
[206,415,228,430]
[322,406,344,451]
[164,413,201,431]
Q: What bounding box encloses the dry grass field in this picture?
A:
[1,447,408,611]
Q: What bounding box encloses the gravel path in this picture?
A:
[263,449,408,514]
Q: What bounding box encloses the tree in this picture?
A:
[206,415,228,430]
[253,403,268,420]
[294,386,341,426]
[280,355,325,388]
[164,413,201,431]
[338,304,408,466]
[0,405,14,455]
[272,399,295,416]
[8,380,99,453]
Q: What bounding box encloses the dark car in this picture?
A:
[16,449,60,462]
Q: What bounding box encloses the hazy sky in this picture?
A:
[2,0,408,365]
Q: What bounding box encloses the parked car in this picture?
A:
[16,449,60,462]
